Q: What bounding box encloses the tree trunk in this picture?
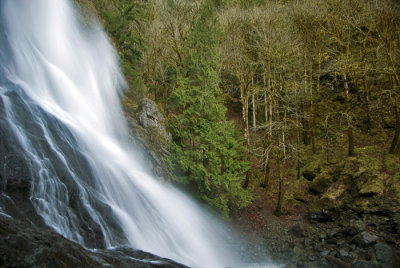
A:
[262,151,270,189]
[344,74,355,156]
[252,78,256,129]
[389,95,400,154]
[262,72,271,189]
[363,74,371,129]
[274,156,283,217]
[309,60,316,154]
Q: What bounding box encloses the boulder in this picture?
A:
[288,224,307,238]
[309,171,333,195]
[0,213,186,268]
[359,177,384,197]
[374,242,392,267]
[352,231,378,247]
[128,98,172,178]
[350,260,380,268]
[136,98,171,145]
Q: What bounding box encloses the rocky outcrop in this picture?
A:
[0,211,186,268]
[127,98,172,179]
[0,172,186,268]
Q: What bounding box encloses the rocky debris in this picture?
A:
[127,98,172,179]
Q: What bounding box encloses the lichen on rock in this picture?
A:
[127,98,172,179]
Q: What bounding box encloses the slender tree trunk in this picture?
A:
[275,98,286,217]
[262,72,270,189]
[325,115,330,163]
[302,54,310,145]
[294,75,301,180]
[309,60,316,154]
[275,109,283,217]
[389,95,400,154]
[274,155,283,217]
[252,78,256,129]
[344,73,355,156]
[363,74,371,129]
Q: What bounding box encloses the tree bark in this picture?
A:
[274,155,283,217]
[344,74,355,156]
[389,95,400,154]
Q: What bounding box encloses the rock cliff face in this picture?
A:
[127,98,172,180]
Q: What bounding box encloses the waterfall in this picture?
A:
[0,1,276,267]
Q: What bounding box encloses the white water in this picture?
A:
[0,1,277,267]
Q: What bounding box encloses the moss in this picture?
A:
[359,177,385,197]
[301,150,325,175]
[309,171,333,195]
[341,157,359,179]
[389,173,400,203]
[308,196,335,214]
[322,183,346,201]
[344,198,372,213]
[384,154,400,173]
[285,177,311,204]
[358,155,381,173]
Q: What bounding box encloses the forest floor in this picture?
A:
[233,132,400,268]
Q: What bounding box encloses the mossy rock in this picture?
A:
[358,155,382,173]
[390,173,400,204]
[341,157,360,180]
[322,183,346,201]
[344,198,372,213]
[309,171,333,195]
[382,116,395,129]
[384,154,400,173]
[359,177,385,197]
[308,196,337,219]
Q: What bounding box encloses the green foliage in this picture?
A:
[168,0,252,218]
[90,0,148,99]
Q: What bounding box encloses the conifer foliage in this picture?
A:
[168,0,251,218]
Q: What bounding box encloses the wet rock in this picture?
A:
[0,213,187,268]
[321,250,330,257]
[294,246,304,257]
[288,224,307,238]
[374,242,392,267]
[349,219,366,234]
[340,249,349,257]
[353,231,378,247]
[350,260,380,268]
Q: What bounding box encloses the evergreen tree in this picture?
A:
[168,0,251,218]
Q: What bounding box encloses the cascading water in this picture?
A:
[0,1,276,267]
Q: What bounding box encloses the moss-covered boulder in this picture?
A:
[358,176,385,197]
[309,171,334,195]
